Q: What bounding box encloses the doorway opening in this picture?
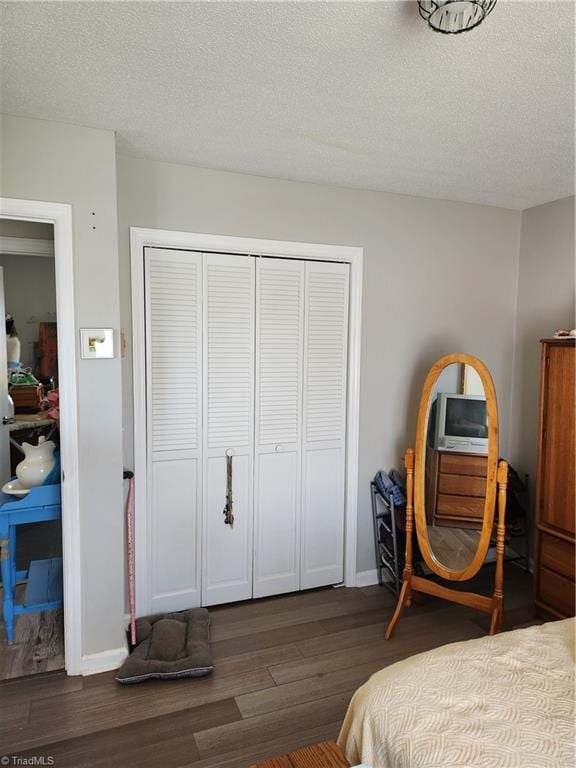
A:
[0,198,81,678]
[0,219,63,679]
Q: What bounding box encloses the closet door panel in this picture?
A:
[150,456,200,611]
[204,453,252,604]
[253,448,299,597]
[301,261,349,589]
[144,248,202,613]
[203,253,255,606]
[143,248,350,611]
[301,445,345,588]
[254,260,304,598]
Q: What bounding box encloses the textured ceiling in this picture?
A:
[0,1,574,209]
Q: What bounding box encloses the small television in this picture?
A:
[434,393,488,454]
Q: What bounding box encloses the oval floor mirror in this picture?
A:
[385,353,508,639]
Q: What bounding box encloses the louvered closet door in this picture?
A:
[202,253,255,606]
[144,247,203,613]
[301,261,349,589]
[253,259,305,598]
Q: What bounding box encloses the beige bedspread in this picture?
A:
[338,619,575,768]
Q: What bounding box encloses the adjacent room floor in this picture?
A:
[0,584,64,680]
[1,565,535,768]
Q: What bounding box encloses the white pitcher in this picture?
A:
[16,435,56,488]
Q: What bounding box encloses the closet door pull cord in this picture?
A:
[223,451,234,527]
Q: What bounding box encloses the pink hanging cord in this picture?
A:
[126,474,136,646]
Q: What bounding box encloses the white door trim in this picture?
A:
[130,227,363,595]
[0,197,82,675]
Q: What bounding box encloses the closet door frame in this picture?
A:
[131,227,363,609]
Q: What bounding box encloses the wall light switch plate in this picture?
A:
[80,328,114,359]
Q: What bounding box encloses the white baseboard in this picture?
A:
[81,643,128,676]
[355,569,380,587]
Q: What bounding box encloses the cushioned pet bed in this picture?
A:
[116,608,212,683]
[338,619,574,768]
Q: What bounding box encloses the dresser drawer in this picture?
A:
[438,473,487,498]
[539,532,575,579]
[537,566,575,618]
[439,453,487,477]
[437,494,484,519]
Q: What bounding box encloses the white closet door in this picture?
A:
[202,253,255,606]
[301,261,349,589]
[144,247,203,613]
[253,259,305,598]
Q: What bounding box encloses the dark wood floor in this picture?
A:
[1,565,535,768]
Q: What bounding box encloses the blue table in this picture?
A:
[0,484,62,644]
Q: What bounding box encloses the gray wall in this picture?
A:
[0,219,54,239]
[510,196,575,495]
[117,155,522,574]
[0,222,56,371]
[0,112,569,657]
[0,114,125,657]
[0,253,57,370]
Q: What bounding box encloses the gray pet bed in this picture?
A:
[116,608,213,684]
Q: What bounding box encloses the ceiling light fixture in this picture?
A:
[418,0,497,34]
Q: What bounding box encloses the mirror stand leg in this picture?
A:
[405,572,413,608]
[385,449,415,640]
[490,460,509,636]
[385,575,411,640]
[489,605,502,635]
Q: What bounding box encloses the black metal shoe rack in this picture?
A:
[370,481,401,596]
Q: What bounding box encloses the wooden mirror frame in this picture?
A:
[385,353,509,639]
[415,353,498,581]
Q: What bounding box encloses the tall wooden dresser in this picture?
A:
[534,338,575,619]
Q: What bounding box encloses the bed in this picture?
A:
[338,619,574,768]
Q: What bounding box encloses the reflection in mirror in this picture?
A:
[460,363,484,396]
[424,363,489,571]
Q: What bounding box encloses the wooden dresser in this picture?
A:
[426,449,487,528]
[534,338,575,620]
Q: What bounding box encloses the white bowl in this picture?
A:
[2,479,31,497]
